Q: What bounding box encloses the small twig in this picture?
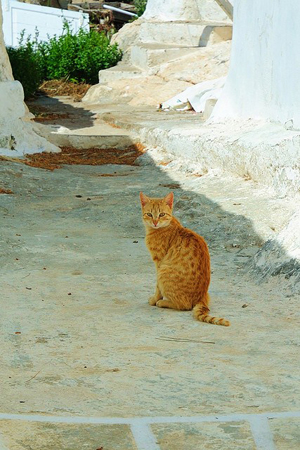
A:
[62,361,73,369]
[0,155,27,165]
[25,370,41,383]
[156,336,215,344]
[22,273,31,280]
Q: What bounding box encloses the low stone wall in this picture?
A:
[251,211,300,293]
[135,118,300,198]
[210,0,300,285]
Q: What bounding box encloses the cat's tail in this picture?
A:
[193,296,230,326]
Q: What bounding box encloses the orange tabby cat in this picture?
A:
[140,192,230,326]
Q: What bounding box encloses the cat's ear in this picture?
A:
[140,192,150,207]
[164,192,174,209]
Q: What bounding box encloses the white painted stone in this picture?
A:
[272,212,300,262]
[137,22,232,47]
[0,80,26,119]
[113,0,231,52]
[214,0,300,129]
[209,0,300,278]
[132,117,300,197]
[253,210,300,291]
[0,0,59,157]
[83,74,192,107]
[91,0,232,107]
[0,5,12,82]
[110,19,141,51]
[143,0,230,22]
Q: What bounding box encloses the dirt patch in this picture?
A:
[0,188,13,194]
[26,102,75,123]
[25,102,73,123]
[159,183,181,189]
[23,144,145,171]
[37,80,91,101]
[33,112,71,123]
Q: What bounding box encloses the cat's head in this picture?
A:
[140,192,174,229]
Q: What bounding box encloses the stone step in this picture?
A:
[130,43,203,70]
[139,21,232,47]
[48,131,134,149]
[35,116,136,150]
[98,63,145,84]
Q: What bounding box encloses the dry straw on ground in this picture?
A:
[0,144,145,171]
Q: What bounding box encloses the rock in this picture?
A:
[0,2,59,157]
[84,0,232,108]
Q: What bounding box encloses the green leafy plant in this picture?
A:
[6,23,122,97]
[6,32,44,99]
[38,22,122,84]
[134,0,148,16]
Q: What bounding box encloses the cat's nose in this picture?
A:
[153,220,158,227]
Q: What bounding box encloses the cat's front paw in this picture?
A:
[156,300,166,308]
[148,296,158,306]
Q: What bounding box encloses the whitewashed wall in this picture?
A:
[0,0,12,80]
[213,0,300,128]
[1,0,89,47]
[0,0,59,156]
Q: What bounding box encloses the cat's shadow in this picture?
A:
[124,161,298,297]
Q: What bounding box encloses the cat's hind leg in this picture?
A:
[156,268,192,310]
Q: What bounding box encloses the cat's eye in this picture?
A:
[159,213,165,217]
[147,213,153,217]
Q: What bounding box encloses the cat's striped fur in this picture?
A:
[140,192,230,326]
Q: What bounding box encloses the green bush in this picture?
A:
[134,0,148,16]
[6,35,43,99]
[38,23,122,84]
[6,23,123,97]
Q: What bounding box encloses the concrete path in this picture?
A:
[1,152,299,449]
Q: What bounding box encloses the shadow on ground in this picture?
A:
[0,153,299,449]
[27,95,96,131]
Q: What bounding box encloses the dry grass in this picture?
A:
[22,144,145,171]
[38,80,91,101]
[33,112,71,122]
